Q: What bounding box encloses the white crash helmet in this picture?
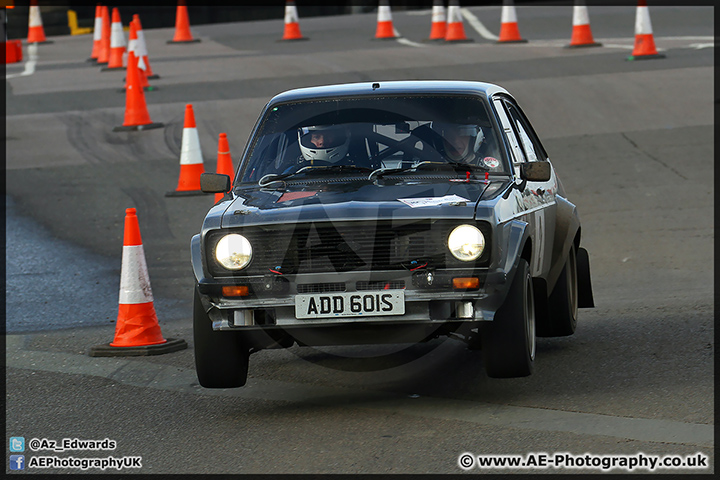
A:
[297,125,350,163]
[434,123,485,162]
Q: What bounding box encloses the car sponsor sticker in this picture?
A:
[398,194,470,208]
[482,157,500,168]
[295,290,405,319]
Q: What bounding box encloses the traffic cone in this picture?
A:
[96,5,111,64]
[565,1,601,48]
[426,0,446,41]
[166,104,207,196]
[88,4,102,62]
[281,1,307,41]
[168,0,201,44]
[628,0,664,60]
[120,19,152,92]
[89,208,187,357]
[134,14,159,79]
[27,1,53,44]
[445,0,472,43]
[214,133,234,203]
[113,49,164,131]
[101,8,127,71]
[374,0,399,40]
[497,0,527,43]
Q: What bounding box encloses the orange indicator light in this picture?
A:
[222,286,249,297]
[452,277,480,289]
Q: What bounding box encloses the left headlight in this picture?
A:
[215,234,252,270]
[448,225,485,261]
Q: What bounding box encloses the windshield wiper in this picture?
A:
[259,165,374,187]
[368,161,489,180]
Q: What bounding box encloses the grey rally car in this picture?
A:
[192,80,594,388]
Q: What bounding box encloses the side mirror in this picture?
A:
[520,162,551,182]
[200,173,231,193]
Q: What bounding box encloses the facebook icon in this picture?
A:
[10,455,25,470]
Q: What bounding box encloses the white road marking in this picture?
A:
[396,36,426,48]
[460,8,499,41]
[5,334,713,447]
[6,42,38,79]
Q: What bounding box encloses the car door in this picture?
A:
[493,95,557,279]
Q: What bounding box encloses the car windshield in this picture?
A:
[237,95,509,184]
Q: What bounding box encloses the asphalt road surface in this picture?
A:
[5,5,714,475]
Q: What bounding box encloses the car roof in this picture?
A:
[267,80,509,106]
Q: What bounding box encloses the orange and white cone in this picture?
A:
[628,0,664,60]
[168,0,201,44]
[214,133,234,203]
[565,1,601,48]
[445,0,472,42]
[166,104,207,196]
[427,0,446,41]
[88,4,102,62]
[122,19,151,91]
[134,14,159,79]
[281,1,307,41]
[96,5,111,64]
[89,208,187,357]
[374,0,399,40]
[497,0,527,43]
[27,1,52,44]
[113,49,164,131]
[101,8,127,71]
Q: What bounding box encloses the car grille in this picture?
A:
[209,220,489,276]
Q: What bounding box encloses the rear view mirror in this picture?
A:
[520,162,551,182]
[200,173,231,193]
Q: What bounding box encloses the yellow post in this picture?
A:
[67,9,93,35]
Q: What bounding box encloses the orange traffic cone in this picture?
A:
[565,1,602,48]
[27,1,53,44]
[166,104,207,196]
[497,0,527,43]
[101,8,127,71]
[214,133,235,203]
[427,0,446,41]
[88,4,102,62]
[113,49,164,131]
[445,0,472,43]
[120,19,152,92]
[96,5,111,64]
[628,0,664,60]
[89,208,187,357]
[281,1,307,41]
[134,14,159,79]
[374,0,399,40]
[168,0,201,44]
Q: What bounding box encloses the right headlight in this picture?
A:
[448,224,485,261]
[215,234,252,270]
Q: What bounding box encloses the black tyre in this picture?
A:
[542,246,578,337]
[482,259,535,378]
[193,287,249,388]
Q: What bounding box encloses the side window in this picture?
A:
[504,101,547,163]
[493,99,526,173]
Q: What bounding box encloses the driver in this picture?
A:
[435,123,486,164]
[297,124,351,164]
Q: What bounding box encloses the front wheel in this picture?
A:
[193,287,249,388]
[482,259,535,378]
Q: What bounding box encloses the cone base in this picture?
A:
[167,38,201,44]
[113,122,165,132]
[165,189,209,197]
[89,337,188,357]
[87,57,99,63]
[496,39,529,44]
[27,39,54,45]
[278,37,309,42]
[627,53,666,61]
[101,65,125,71]
[446,38,474,43]
[565,42,602,48]
[372,36,400,41]
[147,74,160,79]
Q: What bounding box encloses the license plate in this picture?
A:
[295,290,405,319]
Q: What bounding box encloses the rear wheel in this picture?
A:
[193,287,249,388]
[542,246,578,337]
[482,259,535,378]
